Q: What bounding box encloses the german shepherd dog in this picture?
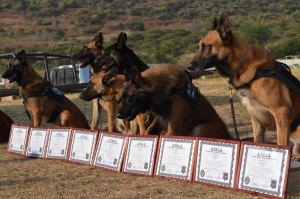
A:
[93,32,159,134]
[0,109,13,143]
[187,12,300,159]
[95,32,149,81]
[117,65,232,139]
[73,31,105,74]
[2,50,90,128]
[79,69,149,134]
[73,32,105,130]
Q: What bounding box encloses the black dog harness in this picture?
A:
[22,84,65,123]
[169,78,201,109]
[253,61,300,131]
[254,61,300,95]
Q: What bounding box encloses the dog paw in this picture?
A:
[291,154,300,161]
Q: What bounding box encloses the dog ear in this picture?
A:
[217,12,233,44]
[16,49,27,60]
[130,66,146,89]
[102,68,118,85]
[93,32,104,48]
[116,32,127,51]
[102,73,117,86]
[212,17,218,30]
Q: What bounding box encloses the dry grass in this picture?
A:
[1,72,300,198]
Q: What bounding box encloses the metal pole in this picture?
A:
[71,59,78,83]
[43,55,51,82]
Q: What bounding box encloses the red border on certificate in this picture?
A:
[67,128,98,166]
[92,131,128,173]
[122,135,159,177]
[44,127,72,161]
[193,137,240,190]
[25,126,50,158]
[154,135,198,183]
[7,123,30,156]
[236,141,291,199]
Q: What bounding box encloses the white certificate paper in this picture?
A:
[156,138,196,180]
[238,144,289,198]
[195,140,238,188]
[46,128,72,159]
[8,125,29,154]
[69,130,97,164]
[124,137,157,175]
[26,128,49,157]
[93,133,126,171]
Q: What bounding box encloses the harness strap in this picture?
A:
[229,89,241,141]
[23,85,50,99]
[253,61,300,131]
[254,61,300,96]
[169,80,200,109]
[22,84,64,123]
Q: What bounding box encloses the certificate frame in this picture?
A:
[7,123,30,156]
[92,131,128,173]
[154,135,197,182]
[25,126,50,158]
[236,142,291,199]
[45,127,72,161]
[193,137,240,190]
[67,128,98,166]
[122,135,159,177]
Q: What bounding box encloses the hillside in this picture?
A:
[0,0,299,63]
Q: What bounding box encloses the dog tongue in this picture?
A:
[8,74,16,83]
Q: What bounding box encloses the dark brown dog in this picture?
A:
[80,70,149,135]
[188,12,300,159]
[0,109,13,143]
[2,50,89,128]
[117,64,232,139]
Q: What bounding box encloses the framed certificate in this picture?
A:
[194,138,240,189]
[155,135,197,182]
[68,128,98,165]
[45,127,72,160]
[237,142,291,199]
[92,131,127,172]
[26,127,49,157]
[7,124,30,155]
[123,135,158,176]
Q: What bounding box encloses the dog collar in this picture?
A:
[227,45,248,85]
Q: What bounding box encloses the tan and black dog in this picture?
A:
[188,12,300,159]
[73,31,105,74]
[117,65,232,139]
[73,31,106,130]
[2,50,89,128]
[80,70,150,135]
[0,109,13,143]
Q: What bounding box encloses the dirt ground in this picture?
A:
[0,74,300,198]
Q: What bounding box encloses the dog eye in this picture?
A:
[201,44,212,52]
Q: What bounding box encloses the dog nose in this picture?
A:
[116,112,126,119]
[79,92,86,100]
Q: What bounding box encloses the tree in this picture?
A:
[239,24,272,45]
[269,36,300,58]
[126,22,145,31]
